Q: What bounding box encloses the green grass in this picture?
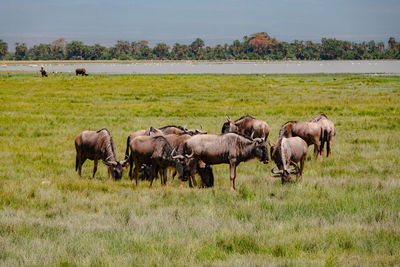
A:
[0,72,399,266]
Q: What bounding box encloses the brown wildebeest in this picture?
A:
[75,128,128,180]
[127,135,189,187]
[221,115,270,141]
[183,133,269,191]
[40,67,47,77]
[75,68,88,76]
[163,133,213,188]
[310,113,336,157]
[158,125,206,136]
[269,137,308,184]
[274,121,323,158]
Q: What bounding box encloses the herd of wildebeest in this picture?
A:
[75,114,336,190]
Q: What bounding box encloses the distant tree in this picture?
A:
[153,43,170,59]
[190,38,205,59]
[172,43,189,59]
[0,39,8,59]
[66,41,87,59]
[52,38,67,53]
[15,42,28,60]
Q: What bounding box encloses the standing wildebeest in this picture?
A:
[274,121,323,158]
[127,135,189,187]
[222,115,270,141]
[75,129,128,180]
[183,133,269,191]
[310,113,336,157]
[40,67,47,77]
[75,68,88,76]
[270,137,308,184]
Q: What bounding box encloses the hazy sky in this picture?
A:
[1,0,399,49]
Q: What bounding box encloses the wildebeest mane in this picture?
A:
[222,132,254,142]
[152,135,173,154]
[235,115,255,122]
[97,128,116,158]
[310,113,328,122]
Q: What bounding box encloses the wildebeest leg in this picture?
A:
[229,161,237,191]
[313,143,320,159]
[299,156,306,181]
[129,156,134,180]
[188,160,198,188]
[161,169,167,186]
[170,170,177,185]
[92,159,98,178]
[133,165,140,186]
[77,157,86,176]
[149,164,158,187]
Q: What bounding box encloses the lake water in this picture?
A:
[1,60,399,74]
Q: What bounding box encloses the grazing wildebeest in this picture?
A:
[274,120,323,158]
[75,128,128,180]
[163,133,213,188]
[222,115,270,141]
[269,137,308,184]
[127,135,189,187]
[75,68,88,76]
[183,133,269,191]
[40,67,47,77]
[310,113,336,157]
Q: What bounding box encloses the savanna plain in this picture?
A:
[0,72,399,266]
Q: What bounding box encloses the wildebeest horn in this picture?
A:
[103,160,117,167]
[287,168,297,174]
[290,161,299,169]
[271,166,283,174]
[120,159,129,167]
[266,140,275,147]
[250,131,255,139]
[171,148,184,159]
[185,151,194,158]
[226,115,231,122]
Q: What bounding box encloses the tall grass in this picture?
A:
[0,72,399,265]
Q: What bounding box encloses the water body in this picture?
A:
[1,61,399,74]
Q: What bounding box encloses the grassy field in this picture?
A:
[0,72,399,266]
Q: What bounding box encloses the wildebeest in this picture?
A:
[270,137,308,184]
[164,133,214,188]
[183,133,269,191]
[274,120,323,158]
[75,68,88,76]
[222,115,270,141]
[159,125,206,136]
[310,113,336,157]
[75,128,128,180]
[40,67,47,77]
[127,135,189,186]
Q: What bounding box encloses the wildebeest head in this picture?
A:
[186,125,207,135]
[221,115,239,134]
[171,149,194,181]
[252,137,269,163]
[103,159,128,180]
[139,164,152,181]
[271,162,298,184]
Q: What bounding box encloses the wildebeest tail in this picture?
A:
[319,127,326,153]
[125,135,130,160]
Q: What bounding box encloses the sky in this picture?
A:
[0,0,399,49]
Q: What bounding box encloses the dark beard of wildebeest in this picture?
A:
[75,128,128,180]
[270,137,307,184]
[127,135,189,187]
[309,113,336,157]
[221,115,270,141]
[75,68,88,76]
[273,120,323,159]
[183,132,269,190]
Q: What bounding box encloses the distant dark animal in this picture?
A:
[75,128,128,180]
[40,67,47,77]
[75,68,88,76]
[270,137,308,184]
[222,115,270,141]
[183,133,269,190]
[127,135,189,186]
[274,120,323,158]
[310,113,336,157]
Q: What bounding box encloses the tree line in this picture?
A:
[0,33,399,61]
